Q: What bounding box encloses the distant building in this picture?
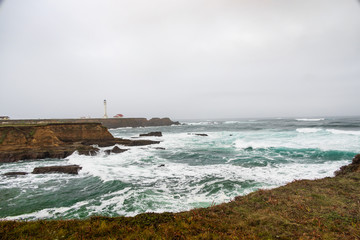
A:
[0,116,10,120]
[114,114,124,118]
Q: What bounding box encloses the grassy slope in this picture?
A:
[1,168,360,239]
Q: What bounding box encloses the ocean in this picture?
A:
[1,117,359,220]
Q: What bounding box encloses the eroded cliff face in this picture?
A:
[46,123,114,142]
[0,123,159,162]
[0,123,112,147]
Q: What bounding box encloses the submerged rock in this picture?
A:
[195,133,208,137]
[82,138,160,147]
[32,165,82,175]
[3,172,28,176]
[139,132,162,137]
[105,146,128,155]
[111,146,127,153]
[116,139,160,146]
[154,147,166,150]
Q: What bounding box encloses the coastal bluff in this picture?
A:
[0,122,159,162]
[0,117,179,129]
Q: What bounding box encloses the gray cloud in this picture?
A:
[1,0,360,119]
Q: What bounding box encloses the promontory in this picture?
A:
[0,122,160,162]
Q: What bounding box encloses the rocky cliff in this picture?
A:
[0,123,159,162]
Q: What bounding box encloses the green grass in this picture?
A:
[1,170,360,239]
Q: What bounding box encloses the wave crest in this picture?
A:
[185,121,219,126]
[296,128,322,133]
[326,129,360,136]
[234,139,272,149]
[296,118,325,122]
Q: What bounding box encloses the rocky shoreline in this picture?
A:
[0,122,159,162]
[1,155,359,239]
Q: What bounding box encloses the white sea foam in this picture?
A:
[73,142,347,191]
[234,139,270,149]
[233,129,359,152]
[296,128,322,133]
[326,129,360,136]
[3,157,348,221]
[296,118,325,122]
[80,154,347,208]
[223,121,240,124]
[185,121,219,126]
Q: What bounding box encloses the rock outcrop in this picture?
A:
[195,133,208,137]
[0,123,159,162]
[139,132,162,137]
[32,165,82,174]
[334,154,360,176]
[3,172,28,176]
[105,146,128,155]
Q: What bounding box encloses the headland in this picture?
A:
[0,117,179,129]
[0,122,160,162]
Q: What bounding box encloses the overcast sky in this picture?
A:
[0,0,359,120]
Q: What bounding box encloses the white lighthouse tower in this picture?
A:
[103,99,108,118]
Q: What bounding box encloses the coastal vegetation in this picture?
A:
[1,155,359,239]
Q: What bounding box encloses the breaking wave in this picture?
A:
[326,129,360,136]
[296,118,325,122]
[296,128,322,133]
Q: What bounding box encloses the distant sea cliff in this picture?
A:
[0,117,179,129]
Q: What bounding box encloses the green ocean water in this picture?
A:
[0,117,359,220]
